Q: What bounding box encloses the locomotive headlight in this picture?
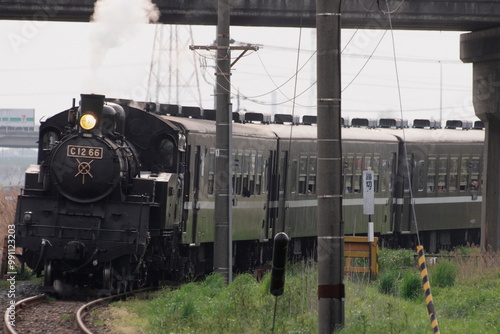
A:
[23,211,32,223]
[80,114,97,130]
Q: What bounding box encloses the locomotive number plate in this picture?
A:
[67,145,103,159]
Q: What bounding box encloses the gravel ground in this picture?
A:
[1,281,110,333]
[1,281,43,333]
[13,300,83,333]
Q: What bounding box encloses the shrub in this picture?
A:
[377,268,400,296]
[378,248,415,272]
[15,266,33,281]
[431,259,458,287]
[400,270,422,300]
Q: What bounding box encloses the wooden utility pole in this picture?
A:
[213,0,232,283]
[316,0,344,332]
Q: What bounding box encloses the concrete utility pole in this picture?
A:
[213,0,233,283]
[316,0,344,332]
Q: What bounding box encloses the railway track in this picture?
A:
[4,288,155,334]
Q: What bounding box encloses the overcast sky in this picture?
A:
[0,16,475,126]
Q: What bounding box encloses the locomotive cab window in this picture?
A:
[155,137,177,172]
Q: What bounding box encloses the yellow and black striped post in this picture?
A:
[417,245,440,334]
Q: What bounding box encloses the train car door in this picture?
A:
[389,151,399,234]
[276,150,289,234]
[265,148,288,238]
[401,153,414,233]
[265,150,277,240]
[191,145,202,244]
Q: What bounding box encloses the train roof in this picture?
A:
[158,114,485,147]
[380,128,485,144]
[163,116,278,140]
[163,116,400,143]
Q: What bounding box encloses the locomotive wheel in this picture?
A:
[102,262,115,294]
[43,260,54,287]
[102,261,132,294]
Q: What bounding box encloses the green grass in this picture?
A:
[103,247,500,333]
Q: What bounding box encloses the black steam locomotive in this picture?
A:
[14,94,484,293]
[15,94,189,293]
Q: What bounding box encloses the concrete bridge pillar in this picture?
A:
[461,27,500,252]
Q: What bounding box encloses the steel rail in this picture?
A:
[76,287,156,334]
[4,294,46,334]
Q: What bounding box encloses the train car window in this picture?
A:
[299,156,308,194]
[417,160,425,192]
[403,155,413,192]
[290,159,298,194]
[242,152,250,197]
[354,156,363,193]
[256,154,263,195]
[344,155,354,193]
[449,157,458,192]
[459,156,470,191]
[231,151,236,195]
[235,152,243,195]
[364,156,371,170]
[427,157,436,193]
[249,153,256,196]
[380,159,387,192]
[308,156,317,194]
[263,155,270,195]
[372,155,380,192]
[242,153,248,174]
[208,150,215,195]
[201,149,206,178]
[388,155,395,192]
[279,153,288,193]
[437,157,448,192]
[470,156,481,191]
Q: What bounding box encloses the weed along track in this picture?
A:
[4,288,156,333]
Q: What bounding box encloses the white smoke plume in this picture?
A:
[89,0,160,69]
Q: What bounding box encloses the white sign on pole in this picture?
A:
[363,170,375,215]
